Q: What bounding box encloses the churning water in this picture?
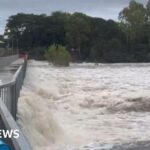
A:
[17,60,150,150]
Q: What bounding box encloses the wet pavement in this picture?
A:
[0,58,23,85]
[0,71,13,85]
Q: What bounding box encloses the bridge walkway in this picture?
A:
[0,55,32,150]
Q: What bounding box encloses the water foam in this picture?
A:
[18,60,150,150]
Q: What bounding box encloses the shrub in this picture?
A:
[45,44,71,66]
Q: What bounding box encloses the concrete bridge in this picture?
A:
[0,55,32,150]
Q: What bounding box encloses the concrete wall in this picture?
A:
[0,55,18,69]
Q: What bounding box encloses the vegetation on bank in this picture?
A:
[45,45,71,66]
[3,0,150,63]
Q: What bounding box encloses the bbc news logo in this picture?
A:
[0,130,19,139]
[0,130,20,150]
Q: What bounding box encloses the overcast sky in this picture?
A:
[0,0,148,34]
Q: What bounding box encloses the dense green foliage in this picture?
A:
[45,45,71,66]
[119,0,150,62]
[4,0,150,62]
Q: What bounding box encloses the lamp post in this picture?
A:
[4,34,9,55]
[17,39,19,54]
[7,29,14,55]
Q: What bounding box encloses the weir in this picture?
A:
[0,55,32,150]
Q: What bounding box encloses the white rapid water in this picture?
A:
[17,60,150,150]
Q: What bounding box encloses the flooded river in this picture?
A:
[18,60,150,150]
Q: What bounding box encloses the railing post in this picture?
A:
[11,84,17,120]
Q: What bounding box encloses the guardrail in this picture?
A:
[0,57,26,119]
[0,57,32,150]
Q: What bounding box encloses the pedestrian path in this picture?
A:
[0,58,24,85]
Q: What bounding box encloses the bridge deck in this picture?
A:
[0,58,24,84]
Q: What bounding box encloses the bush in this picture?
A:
[45,44,71,66]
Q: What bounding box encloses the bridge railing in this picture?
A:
[0,56,32,150]
[0,57,26,119]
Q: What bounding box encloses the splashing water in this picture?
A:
[17,60,150,150]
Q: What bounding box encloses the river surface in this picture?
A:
[18,60,150,150]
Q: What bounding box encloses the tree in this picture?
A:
[4,6,150,62]
[147,0,150,20]
[66,12,91,60]
[49,11,71,45]
[45,44,71,66]
[118,0,150,62]
[119,0,147,44]
[88,18,125,62]
[5,13,48,50]
[146,0,150,49]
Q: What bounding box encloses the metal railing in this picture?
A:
[0,57,32,150]
[0,58,26,119]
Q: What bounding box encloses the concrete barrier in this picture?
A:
[0,55,18,69]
